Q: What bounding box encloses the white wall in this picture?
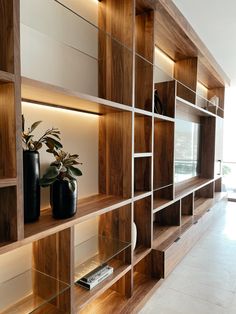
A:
[20,0,98,95]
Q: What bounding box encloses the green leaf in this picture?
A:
[42,165,60,179]
[68,165,82,177]
[40,177,57,187]
[68,180,76,192]
[30,121,42,132]
[45,137,63,149]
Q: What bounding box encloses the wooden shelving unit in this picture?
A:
[0,0,230,312]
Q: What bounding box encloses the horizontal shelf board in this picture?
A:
[134,107,153,117]
[133,245,152,266]
[133,191,152,201]
[175,178,214,199]
[153,223,181,251]
[0,178,17,188]
[74,236,130,281]
[0,269,69,314]
[22,77,133,115]
[154,182,173,191]
[194,197,215,220]
[176,96,216,117]
[24,194,131,241]
[133,153,152,158]
[78,272,162,314]
[0,70,15,83]
[74,262,131,312]
[153,198,174,212]
[154,113,175,122]
[181,215,193,233]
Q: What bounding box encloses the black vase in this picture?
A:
[23,150,40,223]
[50,180,77,219]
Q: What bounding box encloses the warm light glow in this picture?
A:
[197,81,208,98]
[155,46,175,66]
[22,101,100,119]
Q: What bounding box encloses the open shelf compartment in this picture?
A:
[153,200,181,251]
[134,113,152,154]
[134,157,151,196]
[153,185,174,212]
[0,269,69,314]
[194,182,214,221]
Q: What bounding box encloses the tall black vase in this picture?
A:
[50,180,77,219]
[23,150,40,223]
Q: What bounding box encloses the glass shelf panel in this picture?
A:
[74,235,130,281]
[0,269,69,314]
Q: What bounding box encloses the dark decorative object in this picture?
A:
[23,150,40,223]
[50,179,77,219]
[22,116,62,223]
[154,89,165,115]
[40,149,82,219]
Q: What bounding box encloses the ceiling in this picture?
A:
[173,0,236,86]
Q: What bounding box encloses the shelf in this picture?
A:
[21,77,133,115]
[153,223,181,251]
[0,70,14,83]
[181,215,193,232]
[176,96,216,117]
[175,178,214,199]
[74,235,130,281]
[194,197,214,220]
[133,191,152,201]
[24,194,131,241]
[0,269,69,314]
[154,113,175,122]
[74,261,131,312]
[133,245,151,266]
[79,271,162,314]
[153,198,174,212]
[0,178,17,188]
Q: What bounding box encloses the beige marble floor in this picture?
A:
[140,201,236,314]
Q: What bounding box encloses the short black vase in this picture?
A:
[23,150,40,223]
[50,180,77,219]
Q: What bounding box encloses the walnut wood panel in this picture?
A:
[156,0,229,87]
[13,0,23,241]
[136,10,154,63]
[98,0,133,49]
[175,177,214,199]
[175,58,198,104]
[0,70,14,82]
[0,186,17,243]
[98,33,133,106]
[154,80,175,117]
[0,83,16,178]
[135,55,153,111]
[0,0,14,73]
[134,157,151,193]
[181,193,193,216]
[0,177,16,188]
[208,87,225,110]
[136,0,157,14]
[154,201,181,226]
[195,182,214,199]
[99,112,132,198]
[134,196,152,251]
[215,177,222,192]
[32,229,73,313]
[200,116,216,179]
[153,185,174,210]
[134,114,152,153]
[154,120,174,189]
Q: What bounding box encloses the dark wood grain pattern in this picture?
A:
[99,112,132,198]
[134,196,152,255]
[0,186,17,243]
[134,114,152,153]
[0,0,14,73]
[154,200,181,226]
[153,185,174,210]
[135,55,153,112]
[98,0,133,106]
[136,10,154,63]
[181,193,193,216]
[200,116,216,179]
[215,177,222,192]
[154,120,174,189]
[134,157,151,193]
[155,80,175,117]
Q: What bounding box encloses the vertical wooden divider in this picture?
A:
[32,227,74,313]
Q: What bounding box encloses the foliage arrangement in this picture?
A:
[40,149,82,191]
[22,116,62,151]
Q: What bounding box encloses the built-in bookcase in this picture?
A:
[0,0,229,312]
